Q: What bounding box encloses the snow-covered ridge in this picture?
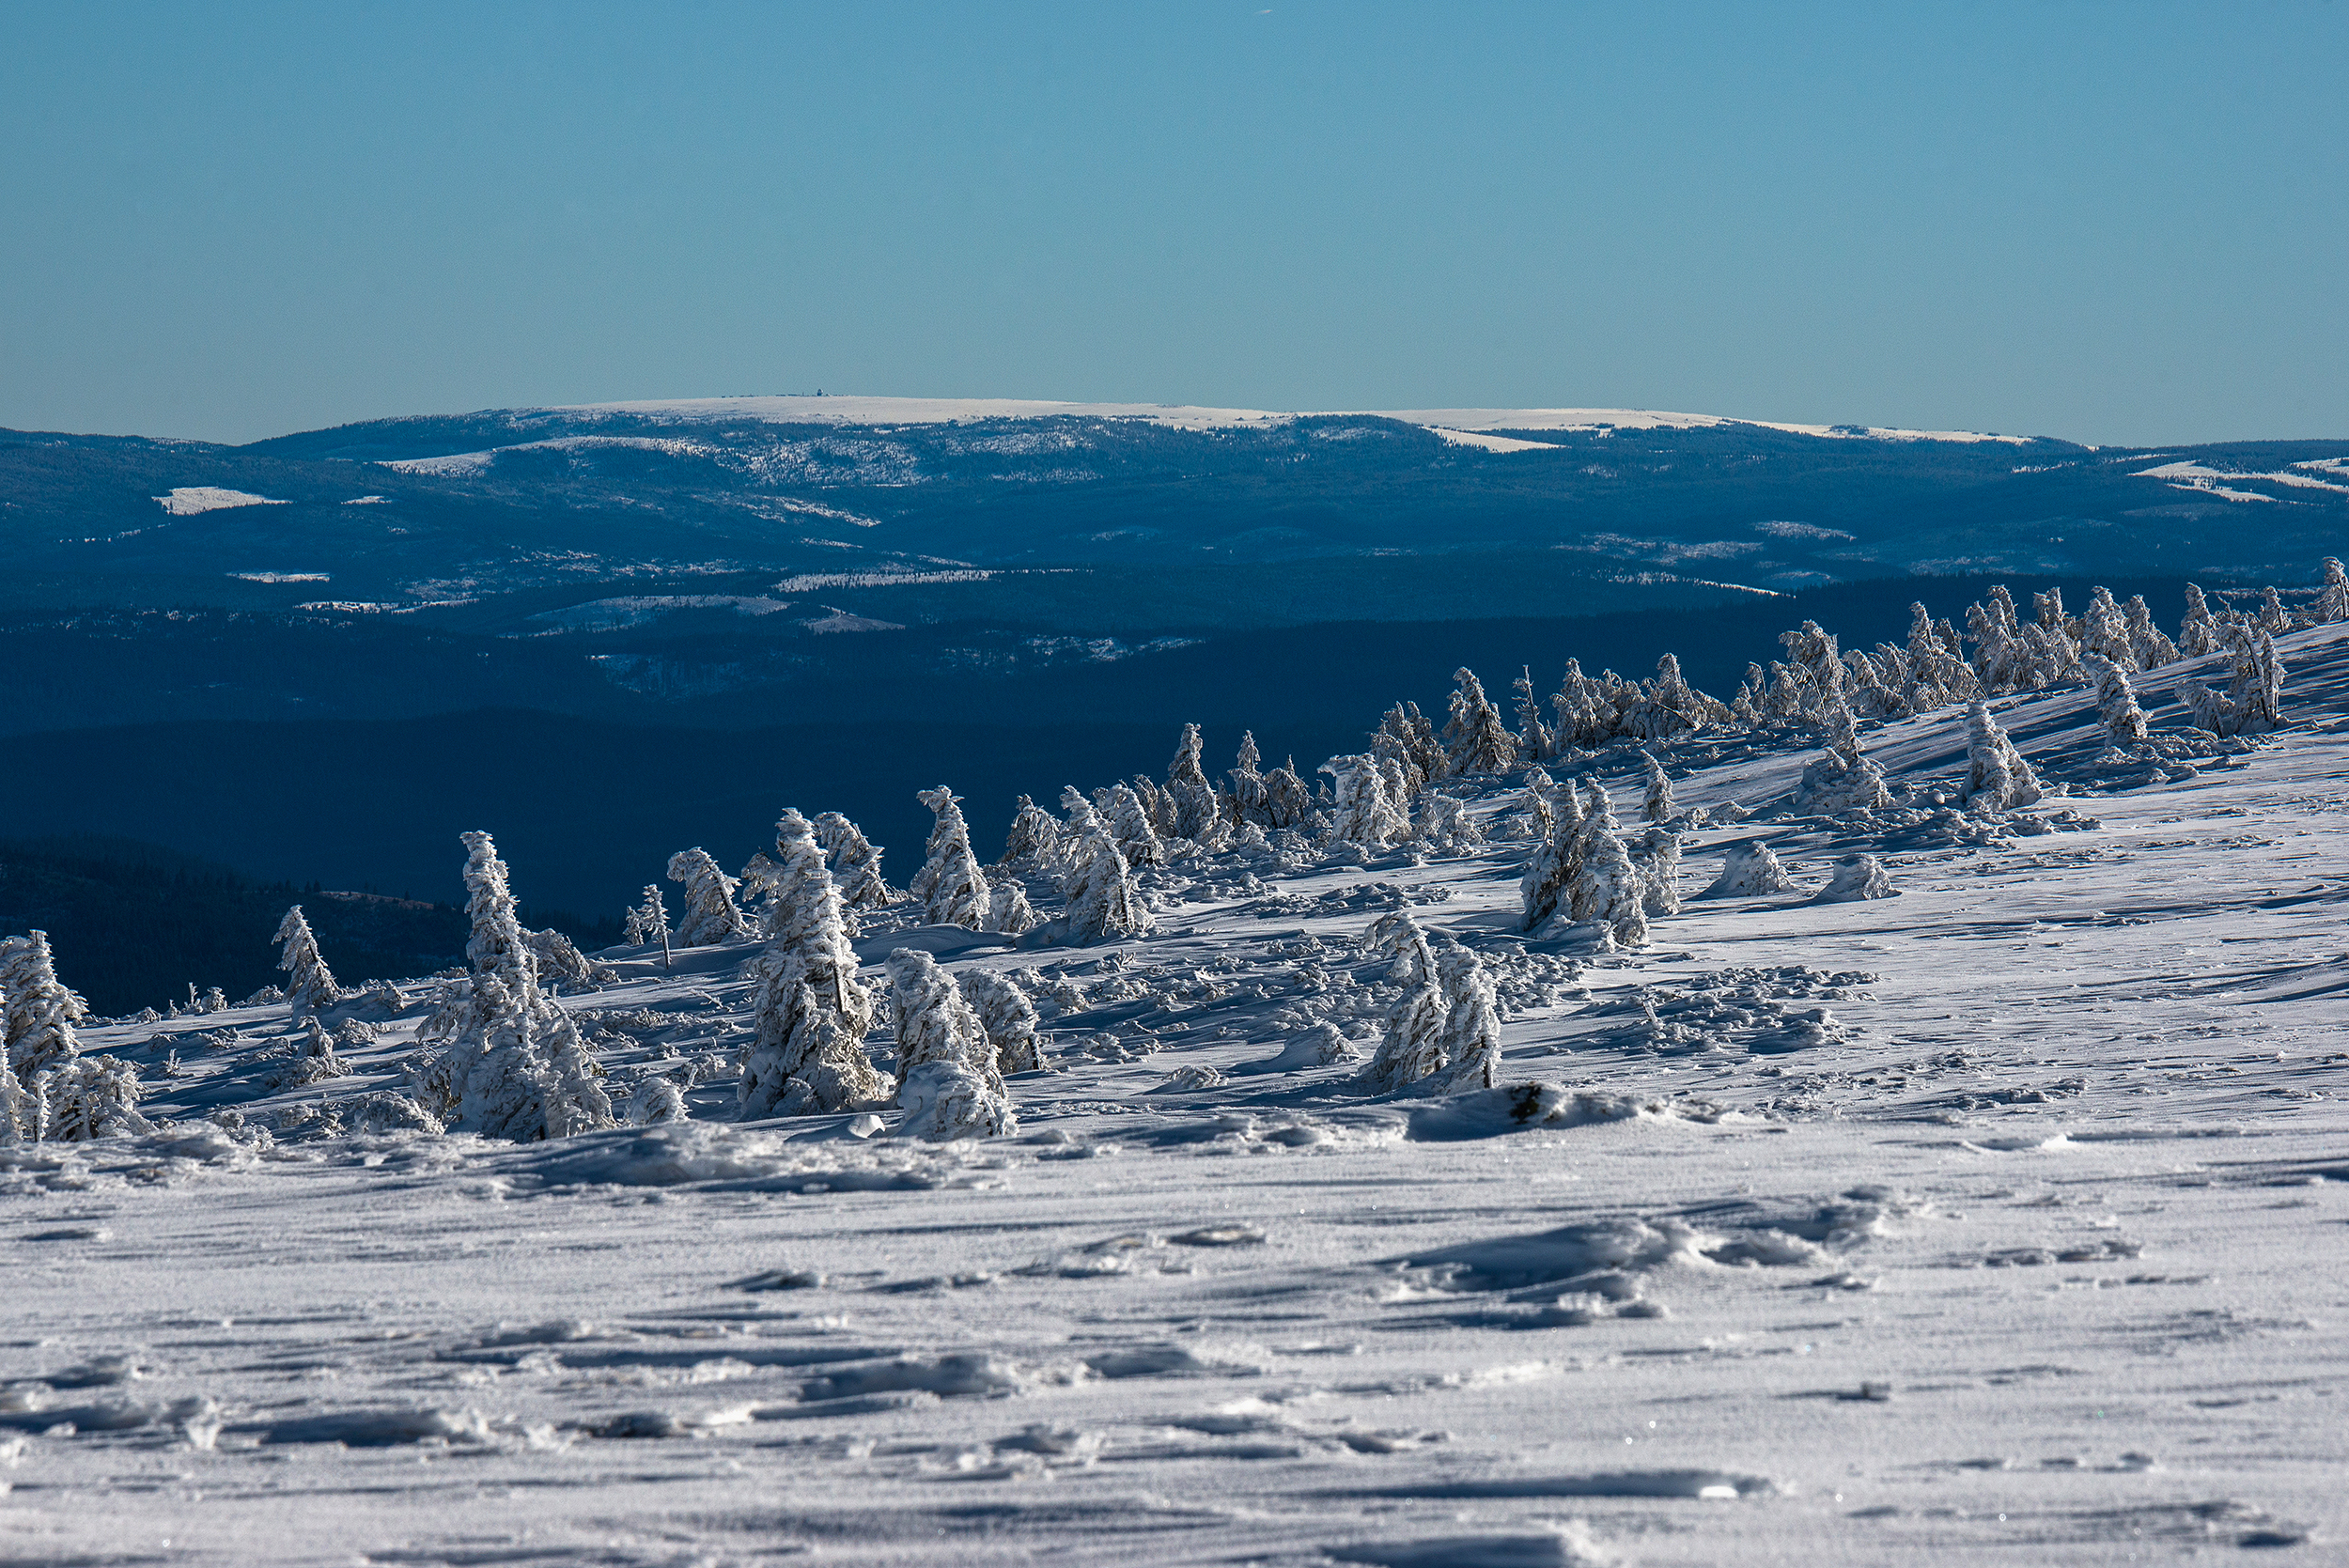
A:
[153,487,289,515]
[546,395,2042,446]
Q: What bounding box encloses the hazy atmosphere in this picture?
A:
[5,2,2345,445]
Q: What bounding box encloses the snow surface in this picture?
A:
[152,488,290,515]
[9,627,2349,1562]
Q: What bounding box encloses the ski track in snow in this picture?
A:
[8,628,2349,1563]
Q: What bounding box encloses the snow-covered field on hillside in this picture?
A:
[5,618,2347,1565]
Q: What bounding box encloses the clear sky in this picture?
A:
[4,2,2342,447]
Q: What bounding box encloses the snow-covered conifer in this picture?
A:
[1097,783,1163,870]
[888,948,1014,1139]
[1321,754,1409,849]
[737,851,782,924]
[1519,765,1556,842]
[1778,621,1848,723]
[667,848,752,944]
[1060,788,1153,942]
[0,1058,35,1144]
[2122,596,2177,668]
[272,906,339,1020]
[1163,723,1219,841]
[35,1055,149,1141]
[982,868,1039,936]
[1962,703,2045,812]
[813,812,894,910]
[1631,827,1682,917]
[1517,775,1581,933]
[622,884,670,948]
[2082,653,2149,746]
[1415,793,1482,854]
[269,1016,349,1089]
[910,785,995,929]
[2310,558,2349,626]
[2178,583,2222,659]
[1377,702,1446,788]
[1967,592,2023,694]
[1360,911,1445,1093]
[1640,751,1675,824]
[1549,660,1607,750]
[2081,586,2136,669]
[739,807,888,1118]
[2,931,86,1077]
[957,969,1045,1076]
[2257,585,2292,634]
[1431,940,1501,1094]
[625,1077,689,1126]
[524,926,601,990]
[1442,667,1517,775]
[1260,757,1317,831]
[999,795,1063,872]
[1813,855,1898,902]
[1224,736,1270,829]
[435,831,614,1141]
[1699,840,1796,898]
[1513,666,1555,761]
[1571,823,1649,949]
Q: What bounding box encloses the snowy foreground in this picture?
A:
[9,634,2349,1565]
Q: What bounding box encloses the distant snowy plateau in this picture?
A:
[8,618,2349,1564]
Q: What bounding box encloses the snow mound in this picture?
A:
[1811,855,1898,902]
[1406,1083,1728,1140]
[1698,840,1796,898]
[491,1123,989,1192]
[258,1406,490,1447]
[800,1354,1028,1402]
[1330,1522,1613,1567]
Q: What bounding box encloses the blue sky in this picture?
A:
[3,2,2342,445]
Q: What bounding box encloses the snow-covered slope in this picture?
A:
[7,628,2349,1563]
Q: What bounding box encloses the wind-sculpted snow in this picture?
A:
[5,621,2349,1562]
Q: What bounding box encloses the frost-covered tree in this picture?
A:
[622,884,670,948]
[739,808,888,1118]
[1622,652,1725,738]
[2177,583,2222,660]
[1431,939,1502,1094]
[813,812,894,910]
[1640,751,1676,824]
[2310,558,2349,626]
[1097,783,1164,870]
[1377,702,1446,789]
[2080,586,2137,670]
[999,795,1063,872]
[2185,629,2287,737]
[1962,703,2046,812]
[430,831,614,1141]
[1519,765,1556,843]
[737,851,783,924]
[1321,753,1410,849]
[1967,587,2026,694]
[1631,827,1682,917]
[1415,793,1482,854]
[524,926,602,990]
[1512,666,1555,761]
[1163,722,1220,842]
[1572,824,1650,948]
[0,1058,35,1144]
[1549,659,1609,750]
[957,969,1045,1077]
[887,948,1013,1139]
[272,906,340,1020]
[910,786,994,930]
[33,1055,149,1141]
[268,1016,349,1089]
[667,848,752,944]
[2082,652,2149,746]
[625,1077,688,1126]
[2123,596,2178,668]
[1517,772,1581,932]
[2257,585,2292,634]
[1360,911,1445,1093]
[1260,756,1318,831]
[1442,667,1517,775]
[2,931,86,1077]
[1699,840,1796,898]
[982,868,1039,936]
[1060,788,1153,942]
[1795,699,1891,814]
[1778,621,1849,724]
[1223,735,1270,829]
